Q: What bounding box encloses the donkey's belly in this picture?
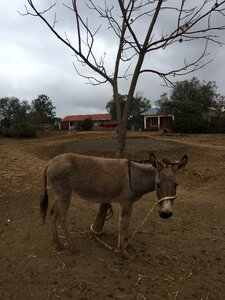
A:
[74,188,130,204]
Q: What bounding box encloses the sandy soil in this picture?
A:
[1,130,225,300]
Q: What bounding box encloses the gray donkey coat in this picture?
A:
[40,152,188,251]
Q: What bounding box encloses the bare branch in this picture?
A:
[72,62,108,86]
[147,0,225,52]
[22,0,225,88]
[20,0,112,85]
[140,41,214,86]
[18,2,56,17]
[20,0,225,154]
[118,0,142,52]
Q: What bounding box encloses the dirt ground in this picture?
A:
[1,130,225,300]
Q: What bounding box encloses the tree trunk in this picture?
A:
[114,92,131,157]
[116,124,127,157]
[112,86,127,157]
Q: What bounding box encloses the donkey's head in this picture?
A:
[150,153,188,219]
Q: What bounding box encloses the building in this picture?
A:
[60,113,117,130]
[142,108,174,131]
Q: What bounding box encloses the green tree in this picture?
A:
[30,95,56,125]
[16,100,31,123]
[209,93,225,133]
[0,97,37,138]
[157,78,217,133]
[0,97,30,128]
[155,93,170,113]
[212,94,225,117]
[106,93,151,129]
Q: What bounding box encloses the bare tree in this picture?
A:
[20,0,225,155]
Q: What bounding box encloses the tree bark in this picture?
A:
[116,123,127,157]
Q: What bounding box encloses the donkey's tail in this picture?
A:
[40,165,48,224]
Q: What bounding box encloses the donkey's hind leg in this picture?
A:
[50,199,64,251]
[57,194,71,247]
[50,193,71,251]
[91,203,113,234]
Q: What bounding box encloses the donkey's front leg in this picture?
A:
[118,201,133,250]
[91,203,112,234]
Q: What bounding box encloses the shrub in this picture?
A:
[81,118,93,131]
[172,115,209,133]
[208,116,225,133]
[3,122,37,138]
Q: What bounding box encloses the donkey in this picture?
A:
[40,153,188,251]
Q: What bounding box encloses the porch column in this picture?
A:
[158,116,160,129]
[144,116,147,129]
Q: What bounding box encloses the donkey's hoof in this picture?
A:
[90,224,103,235]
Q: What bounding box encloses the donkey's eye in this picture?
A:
[156,184,160,188]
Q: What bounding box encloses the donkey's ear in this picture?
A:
[175,155,188,169]
[149,153,163,169]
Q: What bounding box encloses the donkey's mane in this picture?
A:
[131,159,149,164]
[130,158,174,166]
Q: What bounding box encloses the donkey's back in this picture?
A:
[46,153,131,202]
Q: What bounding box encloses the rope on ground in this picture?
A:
[91,202,157,252]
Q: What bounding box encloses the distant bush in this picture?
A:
[2,121,37,138]
[81,118,93,131]
[172,115,209,133]
[208,116,225,133]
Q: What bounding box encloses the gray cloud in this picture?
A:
[1,0,225,118]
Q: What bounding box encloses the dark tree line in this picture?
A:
[106,93,151,130]
[0,94,56,128]
[156,77,225,133]
[0,95,56,137]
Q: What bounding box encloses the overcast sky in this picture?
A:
[1,0,225,118]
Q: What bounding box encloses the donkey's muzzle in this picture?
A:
[159,210,173,219]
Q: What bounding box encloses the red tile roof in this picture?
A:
[61,114,112,122]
